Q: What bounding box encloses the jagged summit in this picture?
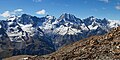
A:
[87,16,96,19]
[57,13,81,23]
[60,13,76,19]
[21,14,30,17]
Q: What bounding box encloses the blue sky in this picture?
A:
[0,0,120,20]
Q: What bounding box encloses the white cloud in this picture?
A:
[0,9,24,18]
[36,9,46,15]
[13,9,24,15]
[33,0,42,2]
[115,5,120,10]
[99,0,109,3]
[14,9,23,12]
[0,11,11,18]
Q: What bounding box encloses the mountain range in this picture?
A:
[0,13,120,58]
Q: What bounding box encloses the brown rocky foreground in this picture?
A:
[4,27,120,60]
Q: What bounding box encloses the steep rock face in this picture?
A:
[18,14,47,27]
[0,21,13,58]
[50,13,87,49]
[0,15,55,58]
[83,17,110,36]
[30,27,120,60]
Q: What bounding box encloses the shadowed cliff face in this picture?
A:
[0,20,55,59]
[0,22,13,59]
[29,27,120,60]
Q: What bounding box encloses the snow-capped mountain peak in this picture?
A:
[58,13,81,23]
[109,20,120,28]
